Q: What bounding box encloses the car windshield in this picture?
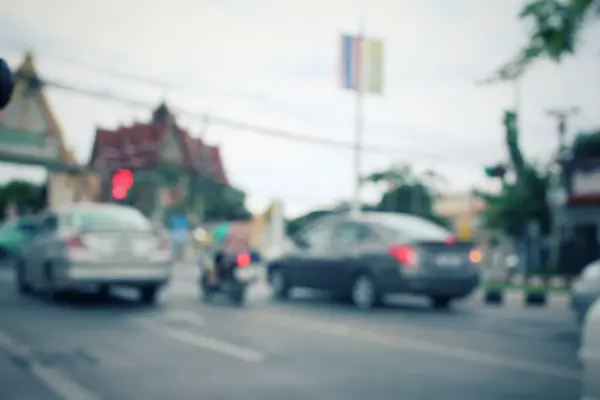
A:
[67,207,152,232]
[376,214,452,241]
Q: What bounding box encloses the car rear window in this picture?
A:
[66,207,152,231]
[377,214,452,241]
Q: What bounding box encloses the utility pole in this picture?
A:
[545,107,580,155]
[545,107,580,272]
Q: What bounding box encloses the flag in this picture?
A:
[340,34,384,94]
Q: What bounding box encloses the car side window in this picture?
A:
[36,214,58,236]
[331,222,380,248]
[300,221,335,249]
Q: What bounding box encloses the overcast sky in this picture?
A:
[0,0,599,217]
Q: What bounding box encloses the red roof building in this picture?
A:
[89,103,228,184]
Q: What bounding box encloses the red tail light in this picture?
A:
[444,236,457,245]
[236,253,251,268]
[65,236,85,248]
[389,245,418,268]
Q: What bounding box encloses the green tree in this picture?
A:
[493,0,599,80]
[201,184,250,222]
[0,180,46,220]
[478,110,550,237]
[363,166,448,227]
[480,166,551,237]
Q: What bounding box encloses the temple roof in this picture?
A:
[90,103,229,185]
[0,52,72,163]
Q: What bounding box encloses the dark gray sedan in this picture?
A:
[571,259,600,323]
[267,212,482,310]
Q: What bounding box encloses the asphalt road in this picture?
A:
[0,265,583,400]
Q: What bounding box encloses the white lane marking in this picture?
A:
[251,311,580,381]
[0,329,101,400]
[254,313,351,337]
[164,310,205,327]
[144,323,264,363]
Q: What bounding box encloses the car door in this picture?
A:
[26,213,59,288]
[287,220,336,289]
[328,222,385,291]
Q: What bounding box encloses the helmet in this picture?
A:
[193,227,213,245]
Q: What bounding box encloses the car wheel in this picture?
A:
[15,259,32,295]
[200,275,214,302]
[230,286,246,306]
[351,274,379,310]
[431,296,452,309]
[44,262,62,300]
[270,268,290,299]
[140,286,159,305]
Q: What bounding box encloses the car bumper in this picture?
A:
[387,273,480,298]
[53,262,172,289]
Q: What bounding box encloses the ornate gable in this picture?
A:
[0,52,69,166]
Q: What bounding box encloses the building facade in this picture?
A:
[0,53,99,211]
[88,103,241,223]
[434,191,487,240]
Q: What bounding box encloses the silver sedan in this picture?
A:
[15,203,173,305]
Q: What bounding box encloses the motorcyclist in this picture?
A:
[204,213,255,286]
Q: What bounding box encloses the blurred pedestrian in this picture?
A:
[0,58,14,109]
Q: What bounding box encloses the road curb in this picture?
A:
[476,288,569,310]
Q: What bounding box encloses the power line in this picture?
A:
[0,37,185,91]
[29,73,491,168]
[3,41,492,157]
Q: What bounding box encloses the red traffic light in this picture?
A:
[112,169,134,189]
[111,169,133,200]
[112,186,128,200]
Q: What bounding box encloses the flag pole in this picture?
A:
[351,0,366,216]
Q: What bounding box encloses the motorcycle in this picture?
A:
[199,250,262,306]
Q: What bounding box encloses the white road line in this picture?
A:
[251,311,581,381]
[0,329,101,400]
[254,313,351,337]
[164,310,206,327]
[145,323,265,363]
